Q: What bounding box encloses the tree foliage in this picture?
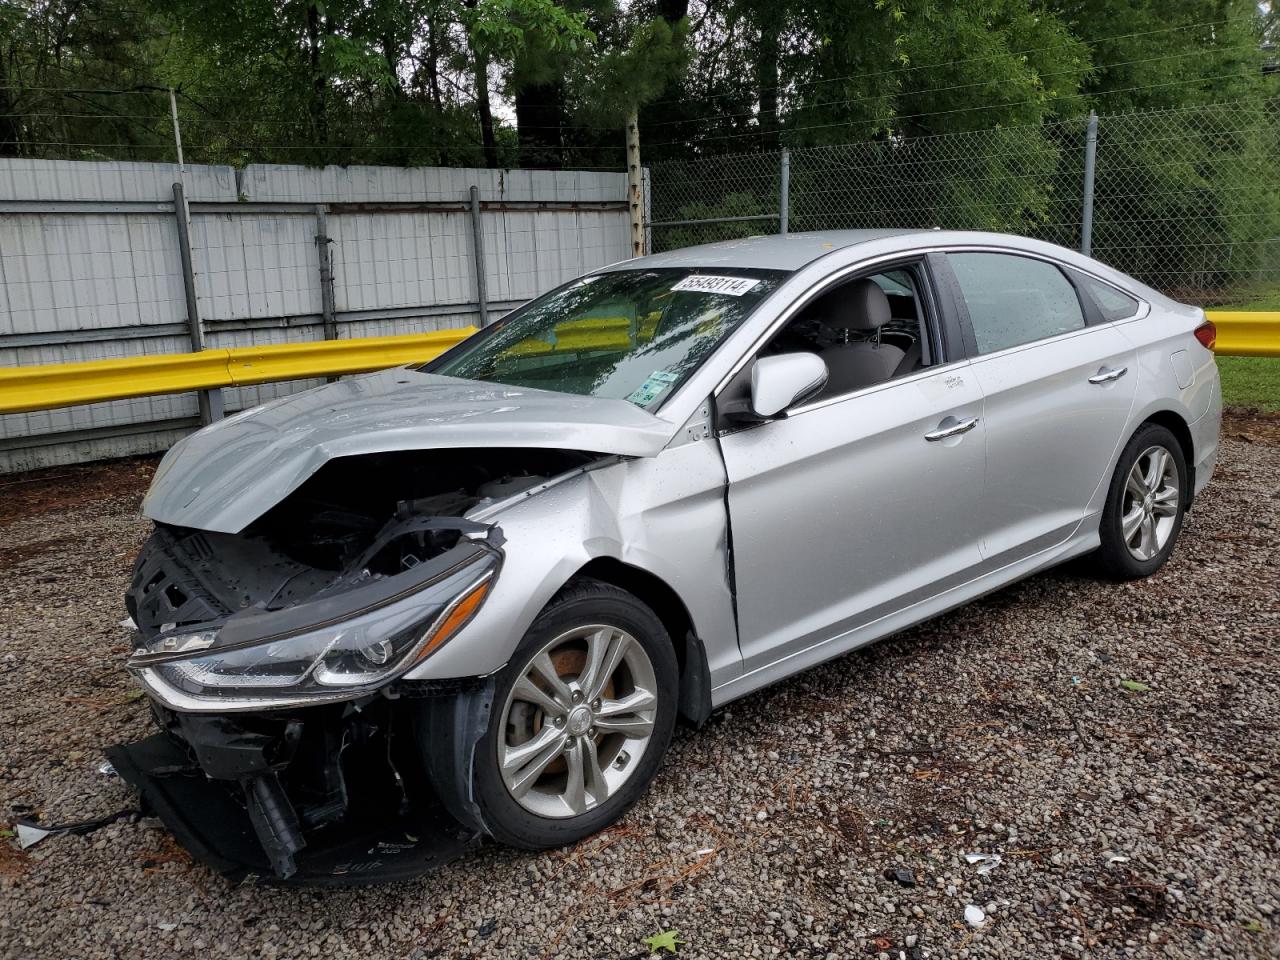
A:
[1,0,1275,297]
[0,0,1271,167]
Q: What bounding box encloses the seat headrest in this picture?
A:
[810,278,892,333]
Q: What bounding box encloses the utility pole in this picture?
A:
[626,107,644,258]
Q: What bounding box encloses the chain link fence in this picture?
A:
[649,98,1280,308]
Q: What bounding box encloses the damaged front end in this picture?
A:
[110,448,587,884]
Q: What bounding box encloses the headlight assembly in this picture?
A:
[128,549,496,710]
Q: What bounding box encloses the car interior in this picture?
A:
[760,266,932,401]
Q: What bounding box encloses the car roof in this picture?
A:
[600,228,1178,311]
[603,229,933,273]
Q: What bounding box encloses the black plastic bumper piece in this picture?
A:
[106,733,481,886]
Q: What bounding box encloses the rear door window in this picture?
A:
[948,253,1086,354]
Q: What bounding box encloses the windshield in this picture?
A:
[426,268,786,410]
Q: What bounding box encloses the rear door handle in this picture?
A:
[924,415,979,442]
[1088,365,1128,384]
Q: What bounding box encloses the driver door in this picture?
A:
[717,265,988,674]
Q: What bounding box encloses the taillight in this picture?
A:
[1194,320,1216,350]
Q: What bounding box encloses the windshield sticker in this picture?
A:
[671,275,761,297]
[626,370,679,407]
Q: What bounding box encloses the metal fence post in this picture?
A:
[314,204,337,340]
[779,148,790,236]
[172,181,223,423]
[642,165,652,256]
[1080,110,1098,257]
[469,185,490,327]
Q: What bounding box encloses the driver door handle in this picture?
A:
[1088,365,1128,384]
[924,416,979,442]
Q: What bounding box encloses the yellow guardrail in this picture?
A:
[0,327,476,414]
[1205,311,1280,357]
[0,311,1274,416]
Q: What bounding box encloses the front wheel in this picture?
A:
[1092,423,1188,580]
[472,578,678,849]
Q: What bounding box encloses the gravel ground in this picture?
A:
[0,418,1277,960]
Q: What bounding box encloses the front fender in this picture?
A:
[401,441,740,689]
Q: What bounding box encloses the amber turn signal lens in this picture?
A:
[414,577,492,662]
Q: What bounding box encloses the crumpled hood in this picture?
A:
[142,368,675,533]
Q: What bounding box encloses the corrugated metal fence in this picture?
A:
[0,159,631,472]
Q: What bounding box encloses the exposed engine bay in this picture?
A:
[128,448,594,638]
[113,447,596,883]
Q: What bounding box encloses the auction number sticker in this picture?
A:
[671,275,761,296]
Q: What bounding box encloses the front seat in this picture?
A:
[816,279,905,395]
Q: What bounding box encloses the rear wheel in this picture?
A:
[1093,423,1188,580]
[472,579,677,849]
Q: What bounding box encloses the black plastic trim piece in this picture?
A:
[678,632,714,728]
[244,772,306,879]
[175,714,294,780]
[925,252,977,360]
[416,677,498,836]
[108,727,483,886]
[1060,265,1105,326]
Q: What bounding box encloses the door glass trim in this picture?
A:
[932,243,1151,304]
[961,312,1127,366]
[784,356,975,418]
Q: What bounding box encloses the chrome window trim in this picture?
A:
[697,239,1149,424]
[780,356,975,418]
[938,244,1151,326]
[932,243,1150,301]
[777,308,1129,417]
[954,313,1122,365]
[711,240,1156,420]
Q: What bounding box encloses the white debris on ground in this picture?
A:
[0,423,1277,959]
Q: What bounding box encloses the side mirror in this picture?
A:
[749,352,828,418]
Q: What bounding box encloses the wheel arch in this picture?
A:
[571,557,713,728]
[1137,409,1195,506]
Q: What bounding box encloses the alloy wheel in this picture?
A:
[1121,444,1180,561]
[498,624,658,819]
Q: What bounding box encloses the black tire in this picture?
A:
[1092,422,1189,580]
[472,578,678,849]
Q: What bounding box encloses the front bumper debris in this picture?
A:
[107,734,479,885]
[108,680,495,885]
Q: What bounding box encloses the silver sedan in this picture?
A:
[114,230,1221,883]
